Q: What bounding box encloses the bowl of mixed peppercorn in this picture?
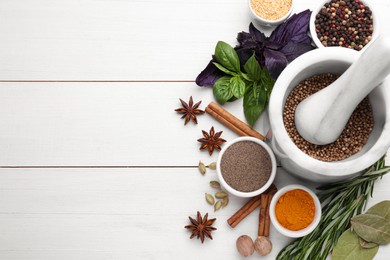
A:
[310,0,378,51]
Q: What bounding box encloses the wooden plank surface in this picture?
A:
[0,82,271,166]
[0,167,389,259]
[0,0,388,80]
[1,0,390,259]
[1,82,387,167]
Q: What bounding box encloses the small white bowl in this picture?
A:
[216,136,277,198]
[309,0,379,50]
[270,185,321,238]
[249,0,294,27]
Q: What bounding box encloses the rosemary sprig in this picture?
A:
[277,156,390,260]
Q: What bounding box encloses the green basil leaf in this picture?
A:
[359,238,379,249]
[333,230,378,260]
[230,76,246,98]
[214,41,240,73]
[240,72,252,82]
[351,213,390,245]
[227,96,237,102]
[212,62,237,76]
[213,76,233,105]
[244,53,261,81]
[243,82,267,126]
[260,67,275,101]
[366,200,390,221]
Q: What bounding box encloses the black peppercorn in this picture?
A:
[314,0,373,50]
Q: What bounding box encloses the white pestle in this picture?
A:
[295,35,390,145]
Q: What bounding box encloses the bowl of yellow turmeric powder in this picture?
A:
[269,184,321,237]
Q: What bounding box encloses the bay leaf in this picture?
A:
[332,230,378,260]
[351,214,390,245]
[366,200,390,221]
[359,238,378,249]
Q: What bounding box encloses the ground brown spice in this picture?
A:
[221,141,272,192]
[283,73,374,162]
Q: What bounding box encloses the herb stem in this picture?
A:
[276,156,390,260]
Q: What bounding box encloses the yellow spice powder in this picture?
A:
[250,0,292,20]
[275,189,315,231]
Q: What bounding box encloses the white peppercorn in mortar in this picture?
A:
[283,73,374,162]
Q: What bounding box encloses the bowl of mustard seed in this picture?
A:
[249,0,294,27]
[310,0,379,51]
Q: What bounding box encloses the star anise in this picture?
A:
[184,211,216,243]
[197,126,226,156]
[175,96,205,125]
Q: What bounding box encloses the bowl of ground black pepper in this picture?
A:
[249,0,294,27]
[310,0,378,51]
[216,136,276,197]
[268,47,390,183]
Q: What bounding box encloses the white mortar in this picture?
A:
[268,47,390,183]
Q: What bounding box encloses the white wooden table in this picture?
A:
[0,0,389,259]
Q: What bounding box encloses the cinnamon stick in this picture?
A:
[265,184,277,196]
[206,102,265,140]
[205,106,247,136]
[227,195,261,228]
[227,184,277,228]
[258,194,268,236]
[264,193,275,237]
[258,186,278,237]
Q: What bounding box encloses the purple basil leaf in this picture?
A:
[195,60,225,87]
[264,40,283,51]
[236,47,254,69]
[264,48,288,79]
[280,42,314,62]
[249,23,266,42]
[269,9,312,46]
[237,31,258,49]
[254,46,265,67]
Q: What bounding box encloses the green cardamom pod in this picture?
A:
[210,181,221,190]
[198,161,206,175]
[208,162,217,170]
[221,196,229,208]
[214,200,222,212]
[205,193,215,205]
[215,191,228,199]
